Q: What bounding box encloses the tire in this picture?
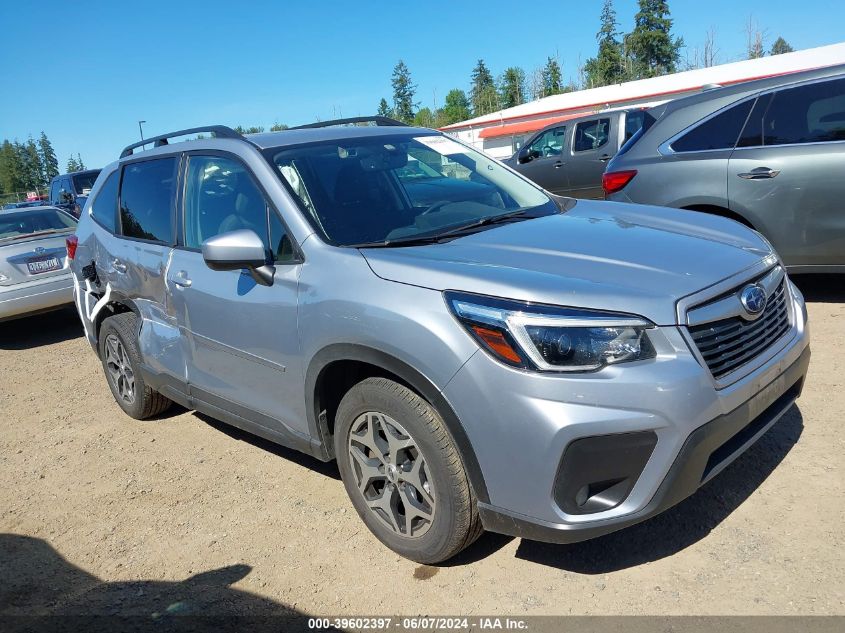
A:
[98,312,171,420]
[334,377,482,563]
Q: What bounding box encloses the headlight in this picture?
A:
[445,291,656,372]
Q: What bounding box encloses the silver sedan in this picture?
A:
[0,206,77,321]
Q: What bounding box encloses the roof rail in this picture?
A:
[290,116,408,130]
[119,125,244,158]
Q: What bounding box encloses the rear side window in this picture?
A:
[573,118,610,152]
[119,158,176,243]
[624,110,645,142]
[761,78,845,145]
[91,172,118,233]
[671,99,753,152]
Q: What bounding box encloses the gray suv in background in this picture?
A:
[605,65,845,273]
[504,108,646,199]
[70,119,809,563]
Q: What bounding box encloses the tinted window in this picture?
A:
[671,99,753,152]
[72,171,100,194]
[119,158,176,243]
[183,155,269,250]
[49,180,60,203]
[527,126,567,157]
[91,172,118,232]
[269,211,296,263]
[624,110,645,142]
[762,78,845,145]
[573,118,610,152]
[736,94,773,148]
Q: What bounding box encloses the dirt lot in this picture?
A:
[1,276,843,618]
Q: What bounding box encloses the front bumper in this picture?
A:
[478,346,809,543]
[441,280,810,543]
[0,273,74,321]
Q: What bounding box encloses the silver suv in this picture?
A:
[70,118,810,563]
[604,65,845,273]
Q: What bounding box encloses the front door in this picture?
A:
[168,153,307,435]
[517,125,570,195]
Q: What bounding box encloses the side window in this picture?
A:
[119,158,176,243]
[624,110,645,143]
[671,100,753,152]
[735,93,772,148]
[269,211,297,263]
[763,78,845,145]
[91,172,119,233]
[527,126,567,157]
[573,118,610,152]
[49,180,60,204]
[183,155,269,251]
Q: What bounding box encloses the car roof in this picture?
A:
[661,63,845,115]
[246,125,438,150]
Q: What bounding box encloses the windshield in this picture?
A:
[267,133,555,246]
[0,209,77,241]
[72,171,101,195]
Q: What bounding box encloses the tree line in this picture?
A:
[379,0,796,126]
[0,132,87,196]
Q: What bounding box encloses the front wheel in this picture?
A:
[334,377,482,563]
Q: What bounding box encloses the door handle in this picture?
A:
[112,259,127,273]
[738,167,780,179]
[171,271,192,288]
[599,155,612,162]
[553,161,564,168]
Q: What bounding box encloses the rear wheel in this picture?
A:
[98,312,171,420]
[334,377,482,563]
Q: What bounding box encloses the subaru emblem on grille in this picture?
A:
[740,284,767,318]
[34,246,45,254]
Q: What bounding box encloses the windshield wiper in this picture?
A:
[350,209,538,249]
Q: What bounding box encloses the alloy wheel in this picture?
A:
[104,334,136,405]
[347,411,435,538]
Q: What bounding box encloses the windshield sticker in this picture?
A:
[414,136,466,155]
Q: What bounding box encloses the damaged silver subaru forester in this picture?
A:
[69,118,810,563]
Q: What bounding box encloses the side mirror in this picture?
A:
[517,147,539,164]
[202,229,275,286]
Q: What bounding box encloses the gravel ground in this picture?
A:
[1,276,843,617]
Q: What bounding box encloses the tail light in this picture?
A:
[602,170,637,196]
[66,235,78,260]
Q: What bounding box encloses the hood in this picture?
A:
[361,200,774,325]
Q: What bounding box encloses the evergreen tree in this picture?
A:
[67,156,79,173]
[20,137,43,189]
[499,67,526,109]
[0,140,24,193]
[412,107,435,128]
[38,132,59,184]
[76,154,86,171]
[470,59,498,116]
[391,60,417,124]
[269,122,289,131]
[440,89,471,125]
[541,57,563,97]
[377,98,392,118]
[625,0,683,79]
[770,37,794,55]
[584,0,628,87]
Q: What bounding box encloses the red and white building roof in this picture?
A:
[441,42,845,158]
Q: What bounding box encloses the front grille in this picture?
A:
[689,280,790,379]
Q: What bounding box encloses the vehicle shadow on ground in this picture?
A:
[0,307,82,350]
[0,533,312,631]
[792,274,845,303]
[514,405,803,573]
[194,412,341,480]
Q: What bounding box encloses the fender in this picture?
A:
[305,343,490,504]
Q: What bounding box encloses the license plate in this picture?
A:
[27,257,60,274]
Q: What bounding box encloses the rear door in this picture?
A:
[167,151,307,436]
[515,125,570,194]
[567,117,613,199]
[728,77,845,268]
[106,156,185,384]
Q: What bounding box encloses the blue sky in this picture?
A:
[1,0,842,170]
